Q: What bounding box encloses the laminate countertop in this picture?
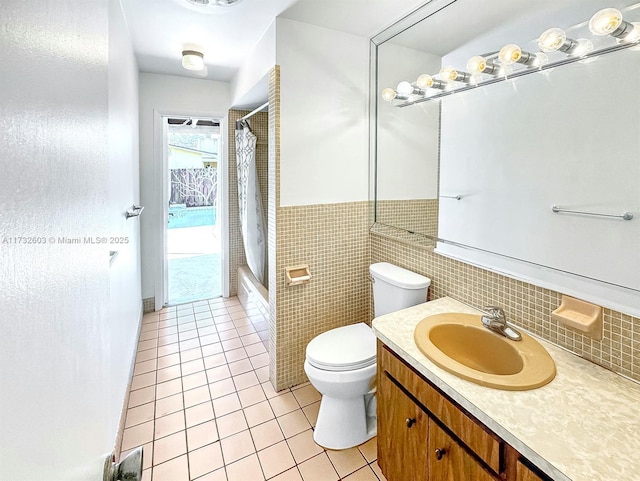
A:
[372,296,640,481]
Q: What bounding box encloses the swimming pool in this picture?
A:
[168,205,217,229]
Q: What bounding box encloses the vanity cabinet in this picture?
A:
[428,418,498,481]
[377,341,551,481]
[378,370,428,481]
[515,460,547,481]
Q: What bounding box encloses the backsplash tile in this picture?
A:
[371,232,640,382]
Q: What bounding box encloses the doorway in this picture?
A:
[165,117,222,305]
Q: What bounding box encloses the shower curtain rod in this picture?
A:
[239,101,269,121]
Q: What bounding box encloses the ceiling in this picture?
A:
[119,0,428,82]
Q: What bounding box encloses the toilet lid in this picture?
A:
[306,323,376,371]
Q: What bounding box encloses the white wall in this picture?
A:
[108,0,143,439]
[376,42,441,200]
[0,0,141,479]
[231,20,276,107]
[138,73,231,301]
[276,18,370,206]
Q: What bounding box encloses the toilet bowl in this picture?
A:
[304,322,377,450]
[304,263,431,450]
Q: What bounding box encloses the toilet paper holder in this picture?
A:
[285,265,311,286]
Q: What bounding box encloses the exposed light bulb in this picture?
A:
[466,55,500,75]
[589,8,623,35]
[396,81,424,96]
[439,66,472,83]
[381,88,397,101]
[397,81,413,95]
[498,44,522,65]
[589,8,636,39]
[466,56,485,73]
[539,28,583,56]
[381,88,408,102]
[538,28,567,52]
[416,74,434,88]
[416,74,445,90]
[498,44,539,66]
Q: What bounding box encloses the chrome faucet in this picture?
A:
[481,306,522,341]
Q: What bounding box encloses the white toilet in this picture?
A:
[304,262,431,449]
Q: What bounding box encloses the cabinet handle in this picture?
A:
[435,448,447,460]
[405,418,416,428]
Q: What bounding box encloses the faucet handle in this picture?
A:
[482,306,505,318]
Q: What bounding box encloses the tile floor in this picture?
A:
[120,296,387,481]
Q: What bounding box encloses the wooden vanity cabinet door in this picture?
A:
[428,419,499,481]
[378,372,428,481]
[515,460,547,481]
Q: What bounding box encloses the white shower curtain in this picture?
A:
[235,120,266,284]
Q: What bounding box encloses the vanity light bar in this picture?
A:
[396,38,638,107]
[384,6,640,105]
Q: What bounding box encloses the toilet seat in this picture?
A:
[306,323,376,372]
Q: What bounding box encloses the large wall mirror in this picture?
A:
[372,0,640,315]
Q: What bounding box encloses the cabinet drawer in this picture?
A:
[379,341,502,474]
[429,419,500,481]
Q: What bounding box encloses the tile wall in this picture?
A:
[267,66,280,390]
[371,233,640,382]
[227,109,269,296]
[375,199,438,238]
[273,203,372,389]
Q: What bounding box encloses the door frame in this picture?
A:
[152,108,229,310]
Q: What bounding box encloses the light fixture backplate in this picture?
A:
[179,0,244,13]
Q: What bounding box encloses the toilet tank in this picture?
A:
[370,262,431,318]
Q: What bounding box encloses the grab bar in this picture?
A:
[551,205,633,221]
[126,205,145,219]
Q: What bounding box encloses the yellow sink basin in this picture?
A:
[414,313,556,390]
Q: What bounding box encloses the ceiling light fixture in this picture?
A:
[212,0,244,5]
[182,50,204,71]
[184,0,244,6]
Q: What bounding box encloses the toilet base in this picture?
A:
[313,390,377,450]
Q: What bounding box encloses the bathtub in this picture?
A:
[237,265,269,329]
[237,265,269,353]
